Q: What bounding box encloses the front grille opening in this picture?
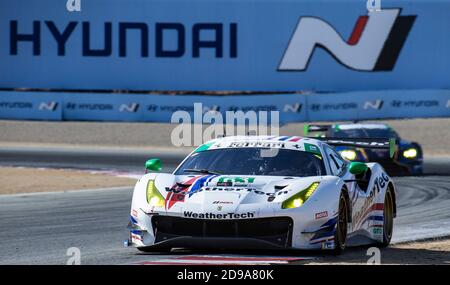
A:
[152,216,293,247]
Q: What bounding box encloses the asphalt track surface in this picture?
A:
[0,147,449,264]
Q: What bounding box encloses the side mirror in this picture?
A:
[348,162,368,175]
[145,158,161,172]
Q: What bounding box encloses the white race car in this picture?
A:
[126,136,396,253]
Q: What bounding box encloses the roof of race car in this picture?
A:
[335,123,389,130]
[195,136,323,153]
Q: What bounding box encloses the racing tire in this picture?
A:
[332,191,349,254]
[378,188,394,247]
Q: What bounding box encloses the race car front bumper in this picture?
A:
[125,208,338,251]
[149,216,293,249]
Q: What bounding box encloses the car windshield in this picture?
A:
[175,148,326,177]
[332,128,393,138]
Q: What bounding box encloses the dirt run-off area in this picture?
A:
[0,166,136,195]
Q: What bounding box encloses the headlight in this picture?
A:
[282,182,320,209]
[403,148,418,159]
[340,150,357,161]
[146,180,165,207]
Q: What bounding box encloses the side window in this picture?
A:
[325,146,346,176]
[331,149,345,170]
[324,147,340,175]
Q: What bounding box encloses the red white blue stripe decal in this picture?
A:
[288,136,302,142]
[267,136,303,141]
[357,203,384,228]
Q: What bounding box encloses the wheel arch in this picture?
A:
[341,184,352,223]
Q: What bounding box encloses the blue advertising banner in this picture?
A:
[306,90,450,121]
[62,93,306,123]
[1,0,450,92]
[0,90,448,123]
[0,92,62,120]
[0,91,306,123]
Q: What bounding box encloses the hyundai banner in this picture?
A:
[1,0,450,92]
[0,90,448,122]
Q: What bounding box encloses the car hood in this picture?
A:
[153,174,324,213]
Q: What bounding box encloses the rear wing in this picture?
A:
[315,137,396,158]
[303,124,332,136]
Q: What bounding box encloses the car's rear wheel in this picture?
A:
[378,188,394,247]
[333,192,349,254]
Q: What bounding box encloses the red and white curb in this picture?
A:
[134,255,312,265]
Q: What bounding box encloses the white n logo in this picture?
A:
[279,9,415,71]
[283,103,302,113]
[39,102,58,111]
[363,100,384,110]
[119,103,139,112]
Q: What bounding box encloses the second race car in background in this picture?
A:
[304,123,423,176]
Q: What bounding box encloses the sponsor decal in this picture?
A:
[321,241,334,250]
[0,102,33,109]
[315,211,328,219]
[279,8,416,71]
[229,141,286,149]
[216,181,233,187]
[373,172,389,194]
[304,143,321,155]
[183,211,255,219]
[217,176,255,186]
[200,186,289,197]
[168,185,290,198]
[372,227,383,235]
[227,105,277,112]
[391,100,440,108]
[212,201,233,204]
[310,102,358,112]
[66,102,113,111]
[131,209,138,218]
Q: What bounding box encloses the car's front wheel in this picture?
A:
[333,191,349,254]
[378,187,394,247]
